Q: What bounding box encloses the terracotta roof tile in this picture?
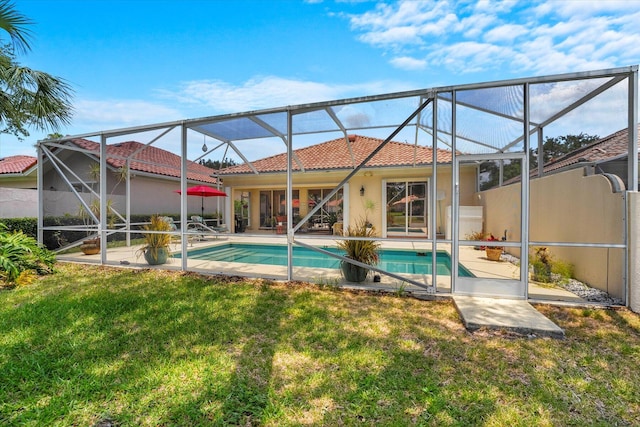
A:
[501,126,640,186]
[69,139,217,184]
[543,125,640,173]
[218,134,453,175]
[0,155,37,175]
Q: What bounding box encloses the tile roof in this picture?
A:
[218,134,453,175]
[500,125,640,186]
[68,139,217,184]
[0,155,37,175]
[543,125,640,173]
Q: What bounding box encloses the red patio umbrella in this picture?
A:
[281,199,317,208]
[175,185,227,218]
[392,194,423,205]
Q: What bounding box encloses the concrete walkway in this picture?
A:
[453,295,565,338]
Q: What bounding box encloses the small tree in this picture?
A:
[531,133,600,168]
[0,0,73,139]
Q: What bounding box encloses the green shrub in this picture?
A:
[551,259,574,281]
[530,257,552,283]
[0,224,56,286]
[529,247,573,284]
[0,217,37,238]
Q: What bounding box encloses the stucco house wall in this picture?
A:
[40,140,222,221]
[223,165,467,237]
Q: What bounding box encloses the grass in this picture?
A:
[1,264,640,426]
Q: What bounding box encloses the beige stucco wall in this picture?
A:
[222,165,468,236]
[0,176,37,189]
[479,168,625,299]
[629,192,640,313]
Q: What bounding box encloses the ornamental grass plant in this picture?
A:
[135,214,172,262]
[336,219,380,266]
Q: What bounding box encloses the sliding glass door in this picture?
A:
[385,180,429,237]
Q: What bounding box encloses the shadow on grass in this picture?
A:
[3,266,640,425]
[273,293,498,425]
[0,268,292,425]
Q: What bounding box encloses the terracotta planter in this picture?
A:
[485,247,502,261]
[81,238,100,255]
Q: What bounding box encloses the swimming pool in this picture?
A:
[180,243,473,276]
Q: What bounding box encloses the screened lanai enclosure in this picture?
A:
[39,66,638,303]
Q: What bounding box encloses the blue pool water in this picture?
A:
[180,243,473,276]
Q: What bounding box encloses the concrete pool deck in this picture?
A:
[57,233,591,336]
[60,234,583,299]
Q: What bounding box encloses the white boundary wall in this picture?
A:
[0,188,37,218]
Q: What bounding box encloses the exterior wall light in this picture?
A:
[360,185,365,196]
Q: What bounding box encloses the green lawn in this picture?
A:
[1,264,639,426]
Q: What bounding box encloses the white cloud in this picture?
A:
[426,41,515,73]
[358,25,424,46]
[483,24,528,43]
[543,0,640,18]
[390,56,428,70]
[157,76,416,114]
[473,0,519,14]
[74,99,182,128]
[344,0,640,76]
[73,99,179,125]
[349,0,452,47]
[458,13,497,38]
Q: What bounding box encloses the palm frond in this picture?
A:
[0,0,33,54]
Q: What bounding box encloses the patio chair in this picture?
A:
[159,216,184,246]
[188,215,221,240]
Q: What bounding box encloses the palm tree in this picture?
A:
[0,0,73,139]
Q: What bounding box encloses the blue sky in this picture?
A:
[1,0,639,158]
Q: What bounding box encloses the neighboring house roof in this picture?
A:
[68,139,217,184]
[218,134,453,175]
[500,125,640,187]
[0,155,37,175]
[542,125,640,174]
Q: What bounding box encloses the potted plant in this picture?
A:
[136,214,172,265]
[336,219,380,282]
[485,233,503,261]
[327,212,338,234]
[465,230,486,250]
[78,199,101,255]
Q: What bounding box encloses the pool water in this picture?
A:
[180,243,473,276]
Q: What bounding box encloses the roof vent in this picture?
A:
[347,134,357,142]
